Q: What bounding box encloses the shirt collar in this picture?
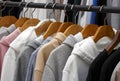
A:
[63,32,83,48]
[72,37,111,64]
[7,24,16,33]
[27,35,44,49]
[0,28,21,46]
[51,32,66,47]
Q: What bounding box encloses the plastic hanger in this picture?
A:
[0,1,17,27]
[43,22,62,39]
[81,24,99,39]
[106,29,120,54]
[64,24,83,37]
[57,22,73,32]
[93,25,115,43]
[14,2,30,27]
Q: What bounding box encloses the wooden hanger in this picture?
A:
[81,24,99,39]
[64,24,83,37]
[0,16,17,27]
[43,22,62,39]
[19,18,40,32]
[35,21,53,36]
[106,29,120,54]
[15,18,29,28]
[15,18,29,27]
[57,22,73,32]
[93,25,115,43]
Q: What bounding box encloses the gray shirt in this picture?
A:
[13,35,44,81]
[25,37,52,81]
[42,34,83,81]
[0,24,16,39]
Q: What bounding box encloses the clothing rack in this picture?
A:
[0,1,120,13]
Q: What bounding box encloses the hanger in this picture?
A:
[81,24,99,39]
[64,24,83,37]
[35,3,55,36]
[19,2,40,32]
[93,6,115,43]
[43,22,62,39]
[43,3,62,39]
[57,5,73,32]
[14,2,29,27]
[0,1,17,27]
[57,22,73,32]
[106,29,120,54]
[93,25,115,42]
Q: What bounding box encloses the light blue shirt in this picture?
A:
[25,37,52,81]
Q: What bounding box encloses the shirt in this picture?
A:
[99,47,120,81]
[1,19,53,81]
[34,32,66,81]
[62,37,111,81]
[111,61,120,81]
[0,24,16,40]
[13,35,44,81]
[86,49,115,81]
[0,28,21,77]
[25,37,52,81]
[42,33,83,81]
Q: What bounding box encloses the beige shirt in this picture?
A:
[34,32,66,81]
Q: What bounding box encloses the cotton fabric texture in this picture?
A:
[62,37,111,81]
[34,32,66,81]
[42,33,83,81]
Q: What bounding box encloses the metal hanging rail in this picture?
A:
[0,1,120,13]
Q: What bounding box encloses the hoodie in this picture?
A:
[62,37,111,81]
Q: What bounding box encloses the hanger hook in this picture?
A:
[49,3,56,20]
[64,4,69,22]
[31,8,36,18]
[18,2,24,18]
[23,2,32,18]
[71,5,74,10]
[99,5,104,12]
[88,5,93,11]
[75,11,79,24]
[1,1,7,16]
[44,2,50,8]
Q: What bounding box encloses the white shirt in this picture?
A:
[62,37,111,81]
[1,19,56,81]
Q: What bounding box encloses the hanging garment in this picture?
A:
[47,0,64,21]
[79,0,94,27]
[99,47,120,81]
[0,28,21,77]
[62,37,111,81]
[77,0,87,25]
[111,62,120,81]
[13,35,44,81]
[41,33,83,81]
[111,0,120,30]
[34,32,66,81]
[25,37,52,81]
[2,0,22,18]
[90,0,98,24]
[0,24,16,40]
[95,0,107,26]
[0,19,53,81]
[60,0,68,22]
[86,49,115,81]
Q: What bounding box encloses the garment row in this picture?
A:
[0,18,119,81]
